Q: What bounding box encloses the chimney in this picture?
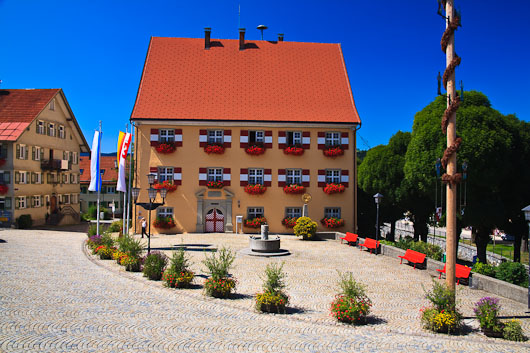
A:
[239,28,246,50]
[278,33,284,42]
[204,27,211,50]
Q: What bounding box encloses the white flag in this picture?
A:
[88,131,102,192]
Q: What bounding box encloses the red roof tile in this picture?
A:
[79,155,119,184]
[131,37,360,124]
[0,89,60,141]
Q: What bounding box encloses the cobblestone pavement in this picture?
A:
[1,229,529,352]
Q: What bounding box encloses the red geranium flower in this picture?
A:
[207,180,224,189]
[320,217,345,228]
[153,180,177,192]
[245,145,265,155]
[204,144,225,154]
[155,142,177,154]
[283,184,305,194]
[283,146,304,156]
[281,217,298,228]
[323,183,345,194]
[244,184,266,195]
[323,146,344,157]
[244,217,267,228]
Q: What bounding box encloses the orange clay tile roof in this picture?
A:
[80,155,118,184]
[131,37,360,124]
[0,89,59,141]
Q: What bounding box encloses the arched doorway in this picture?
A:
[205,209,224,233]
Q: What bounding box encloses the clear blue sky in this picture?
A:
[1,0,529,152]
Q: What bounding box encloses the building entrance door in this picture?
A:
[50,196,57,213]
[205,209,224,233]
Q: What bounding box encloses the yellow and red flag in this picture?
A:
[116,132,132,192]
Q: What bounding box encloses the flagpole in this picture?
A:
[122,124,128,231]
[96,121,102,235]
[126,123,134,235]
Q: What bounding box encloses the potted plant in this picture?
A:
[153,180,177,192]
[245,145,265,155]
[116,234,144,272]
[330,272,372,324]
[256,262,289,314]
[283,184,305,194]
[320,217,345,228]
[281,216,298,228]
[162,248,195,288]
[474,297,504,337]
[244,184,267,195]
[143,251,168,281]
[202,247,237,298]
[283,145,304,156]
[420,281,462,334]
[207,180,224,189]
[294,217,317,240]
[155,142,177,154]
[245,217,267,228]
[153,216,176,229]
[323,145,344,157]
[323,183,345,194]
[204,144,225,154]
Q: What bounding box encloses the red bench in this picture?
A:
[436,264,472,285]
[339,232,358,246]
[398,249,426,269]
[359,238,380,254]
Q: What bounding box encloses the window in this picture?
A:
[325,132,341,146]
[0,143,7,159]
[70,174,75,184]
[326,169,341,184]
[71,194,79,204]
[18,171,28,184]
[59,125,65,139]
[0,171,10,184]
[286,169,302,185]
[285,207,302,218]
[0,197,11,210]
[207,168,223,182]
[157,207,173,218]
[287,131,302,146]
[73,152,78,165]
[33,195,41,208]
[17,144,27,160]
[106,186,116,194]
[249,130,264,144]
[158,167,174,182]
[37,120,45,134]
[80,169,84,175]
[17,196,26,209]
[48,123,55,137]
[32,172,42,184]
[247,207,264,219]
[207,130,223,144]
[49,99,55,111]
[160,129,175,143]
[62,173,68,184]
[63,194,70,204]
[32,146,41,161]
[248,168,264,185]
[324,207,341,218]
[81,186,88,194]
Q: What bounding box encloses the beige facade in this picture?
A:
[1,91,89,226]
[133,122,358,234]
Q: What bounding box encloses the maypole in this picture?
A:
[439,0,462,292]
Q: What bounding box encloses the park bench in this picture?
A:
[398,249,426,269]
[436,263,472,285]
[339,232,358,246]
[359,238,380,254]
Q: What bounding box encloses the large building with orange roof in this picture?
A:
[0,89,89,226]
[130,29,361,234]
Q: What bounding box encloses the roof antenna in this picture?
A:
[257,25,268,40]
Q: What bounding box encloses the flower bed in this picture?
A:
[283,146,304,156]
[244,184,266,195]
[162,269,195,288]
[331,295,371,324]
[283,184,305,194]
[204,277,236,298]
[323,146,344,157]
[0,184,8,195]
[207,180,224,189]
[245,145,265,155]
[321,217,344,228]
[281,217,298,228]
[245,217,267,228]
[420,281,462,334]
[204,144,225,154]
[153,216,176,229]
[155,142,177,154]
[153,180,177,192]
[323,183,345,194]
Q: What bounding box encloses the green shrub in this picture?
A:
[100,232,115,248]
[496,261,528,287]
[424,280,457,312]
[337,271,367,299]
[108,221,122,233]
[385,238,443,261]
[421,280,462,334]
[503,319,527,341]
[472,261,497,278]
[169,248,192,273]
[87,224,98,236]
[330,272,372,324]
[117,234,144,259]
[202,247,235,280]
[143,251,168,280]
[256,262,289,313]
[16,214,32,229]
[87,205,109,220]
[293,217,318,239]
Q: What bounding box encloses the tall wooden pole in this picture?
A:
[445,0,457,291]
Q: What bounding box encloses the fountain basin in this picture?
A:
[240,235,291,257]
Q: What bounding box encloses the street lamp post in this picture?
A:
[522,205,530,309]
[131,174,167,254]
[374,193,383,254]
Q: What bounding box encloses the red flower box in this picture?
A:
[207,180,224,189]
[281,217,298,228]
[153,180,177,192]
[283,184,305,194]
[245,217,267,228]
[323,146,344,157]
[320,217,345,228]
[0,184,7,195]
[283,146,304,156]
[323,183,345,194]
[153,217,176,229]
[204,144,225,154]
[245,145,265,155]
[155,142,177,154]
[244,184,267,195]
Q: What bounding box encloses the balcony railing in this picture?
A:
[41,159,71,171]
